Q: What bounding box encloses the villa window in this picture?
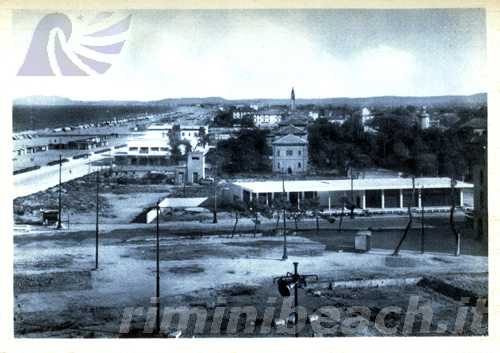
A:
[286,150,293,156]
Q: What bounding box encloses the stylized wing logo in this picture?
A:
[18,12,131,76]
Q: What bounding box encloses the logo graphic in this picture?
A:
[17,12,132,76]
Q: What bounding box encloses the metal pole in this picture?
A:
[57,154,62,229]
[293,262,299,338]
[156,203,161,334]
[282,171,288,260]
[420,187,424,254]
[213,163,218,223]
[95,169,99,269]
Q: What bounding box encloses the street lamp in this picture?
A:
[155,202,161,334]
[95,168,99,269]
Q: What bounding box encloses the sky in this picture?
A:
[12,9,486,101]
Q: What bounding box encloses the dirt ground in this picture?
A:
[13,174,176,225]
[14,229,487,338]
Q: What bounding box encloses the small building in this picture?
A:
[417,107,431,130]
[361,107,374,126]
[113,137,170,171]
[226,177,473,211]
[41,209,59,225]
[175,151,206,184]
[186,151,205,183]
[272,134,308,175]
[252,110,283,128]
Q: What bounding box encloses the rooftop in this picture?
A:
[233,177,473,194]
[272,134,307,146]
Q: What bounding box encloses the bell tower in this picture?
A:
[290,87,296,111]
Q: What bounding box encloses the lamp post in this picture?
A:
[95,168,99,269]
[155,202,161,334]
[282,168,288,260]
[420,186,425,254]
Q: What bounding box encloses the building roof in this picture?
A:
[460,118,486,130]
[233,177,473,194]
[272,134,307,146]
[274,124,307,136]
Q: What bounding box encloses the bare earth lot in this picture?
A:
[13,178,488,338]
[14,229,487,338]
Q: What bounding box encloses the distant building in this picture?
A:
[252,110,283,128]
[460,118,486,136]
[328,115,348,125]
[175,151,206,184]
[186,151,205,183]
[147,123,208,151]
[308,111,320,120]
[272,124,308,141]
[417,107,431,130]
[113,137,170,170]
[226,177,472,211]
[272,134,308,175]
[232,108,255,120]
[361,107,375,132]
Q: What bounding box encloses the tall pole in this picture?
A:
[213,161,218,223]
[95,169,99,269]
[420,186,425,254]
[282,170,288,260]
[155,203,161,334]
[293,262,299,338]
[57,154,63,229]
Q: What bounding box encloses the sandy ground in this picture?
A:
[14,230,487,338]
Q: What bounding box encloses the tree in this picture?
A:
[214,110,234,127]
[241,116,255,128]
[215,128,271,174]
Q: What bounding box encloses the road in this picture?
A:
[13,153,109,198]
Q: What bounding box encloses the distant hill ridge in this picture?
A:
[14,93,486,108]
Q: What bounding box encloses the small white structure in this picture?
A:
[361,107,375,132]
[186,151,205,183]
[418,107,431,130]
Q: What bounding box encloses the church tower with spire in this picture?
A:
[290,87,296,111]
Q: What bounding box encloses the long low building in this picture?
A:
[225,177,473,210]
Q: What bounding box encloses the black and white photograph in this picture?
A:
[6,2,494,346]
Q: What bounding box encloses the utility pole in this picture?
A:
[95,169,99,269]
[282,170,288,260]
[213,161,218,223]
[420,186,425,254]
[155,203,161,334]
[56,154,63,229]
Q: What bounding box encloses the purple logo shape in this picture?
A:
[17,12,131,76]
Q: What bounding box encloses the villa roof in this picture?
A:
[272,134,307,146]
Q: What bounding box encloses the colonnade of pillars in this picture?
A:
[241,189,464,210]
